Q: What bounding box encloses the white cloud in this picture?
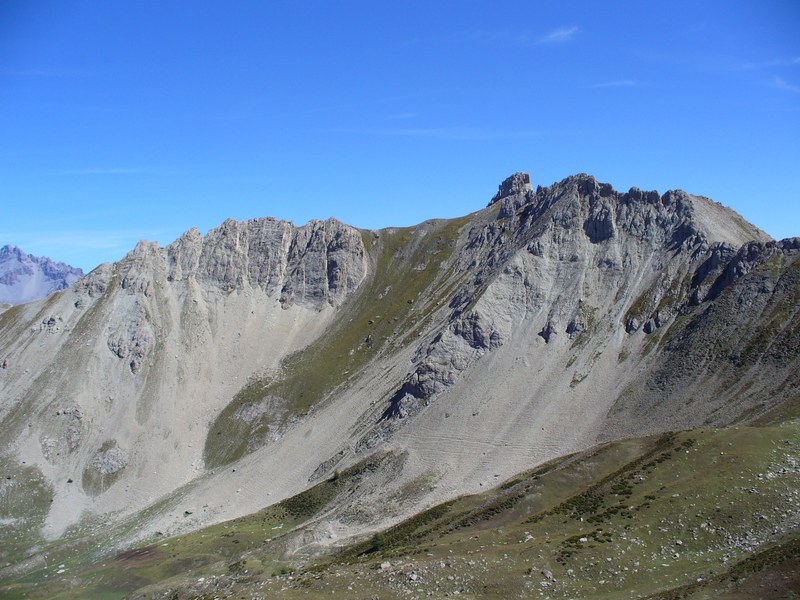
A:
[742,56,800,70]
[327,126,545,141]
[58,167,145,176]
[54,166,193,176]
[774,76,800,93]
[0,67,93,77]
[537,26,579,45]
[386,112,419,120]
[591,80,637,88]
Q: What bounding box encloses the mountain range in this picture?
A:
[0,245,84,306]
[0,172,797,598]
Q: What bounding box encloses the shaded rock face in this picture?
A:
[0,246,83,305]
[489,172,532,203]
[609,238,800,436]
[387,311,503,415]
[489,172,535,218]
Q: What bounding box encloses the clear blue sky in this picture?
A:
[1,1,798,272]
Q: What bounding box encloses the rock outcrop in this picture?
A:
[163,217,366,308]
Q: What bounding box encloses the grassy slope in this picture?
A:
[3,422,797,599]
[0,452,402,599]
[204,218,469,469]
[0,462,53,570]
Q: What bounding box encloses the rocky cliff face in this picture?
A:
[163,217,366,307]
[353,173,780,451]
[0,217,367,543]
[0,173,796,565]
[0,245,83,305]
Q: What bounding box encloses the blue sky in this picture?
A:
[1,1,798,272]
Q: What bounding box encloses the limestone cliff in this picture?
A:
[0,172,796,563]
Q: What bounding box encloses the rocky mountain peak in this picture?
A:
[485,172,769,251]
[89,216,369,310]
[488,172,533,206]
[0,245,24,259]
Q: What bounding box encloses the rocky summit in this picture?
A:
[0,172,798,599]
[0,245,84,305]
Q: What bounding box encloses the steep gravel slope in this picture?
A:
[0,172,796,567]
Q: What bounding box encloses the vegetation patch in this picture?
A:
[204,218,470,469]
[81,440,128,497]
[4,424,798,599]
[0,453,400,599]
[0,460,52,568]
[569,304,599,349]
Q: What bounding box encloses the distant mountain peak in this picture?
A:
[0,246,83,304]
[0,244,25,259]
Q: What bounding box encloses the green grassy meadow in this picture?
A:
[3,421,797,599]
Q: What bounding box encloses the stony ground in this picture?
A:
[2,422,797,599]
